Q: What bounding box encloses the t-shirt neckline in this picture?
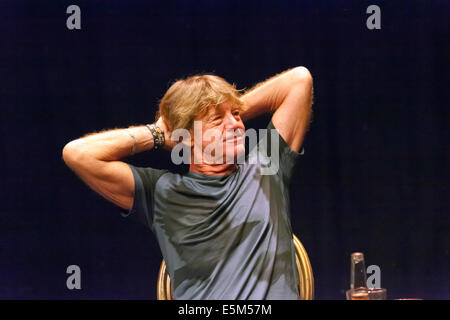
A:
[185,166,241,180]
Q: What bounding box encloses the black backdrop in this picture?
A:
[1,0,448,299]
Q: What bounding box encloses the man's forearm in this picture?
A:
[240,67,310,122]
[63,126,154,164]
[62,125,159,211]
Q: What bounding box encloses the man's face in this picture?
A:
[192,101,246,164]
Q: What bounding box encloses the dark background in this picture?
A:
[1,0,449,299]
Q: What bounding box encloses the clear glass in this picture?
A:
[350,252,367,289]
[368,288,387,300]
[346,252,370,300]
[346,288,370,300]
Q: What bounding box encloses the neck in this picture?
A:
[189,162,238,176]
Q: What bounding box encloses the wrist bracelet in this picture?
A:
[146,124,165,149]
[125,130,137,156]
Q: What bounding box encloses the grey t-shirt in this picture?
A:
[122,120,302,299]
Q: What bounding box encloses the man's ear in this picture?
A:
[171,128,194,147]
[180,139,193,148]
[183,129,194,147]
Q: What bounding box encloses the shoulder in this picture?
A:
[126,163,172,188]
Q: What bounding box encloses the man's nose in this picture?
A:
[223,114,244,140]
[223,112,241,129]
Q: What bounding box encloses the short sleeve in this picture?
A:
[254,120,304,180]
[120,163,168,229]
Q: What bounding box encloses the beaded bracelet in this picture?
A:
[146,124,165,149]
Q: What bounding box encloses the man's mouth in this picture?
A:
[223,129,244,142]
[224,136,244,143]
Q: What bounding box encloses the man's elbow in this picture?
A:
[290,66,313,86]
[62,141,84,168]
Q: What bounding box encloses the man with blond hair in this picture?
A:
[63,67,313,299]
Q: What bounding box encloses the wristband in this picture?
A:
[146,124,165,149]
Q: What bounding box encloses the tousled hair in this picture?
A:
[157,74,244,133]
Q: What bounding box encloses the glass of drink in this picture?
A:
[368,288,387,300]
[346,288,370,300]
